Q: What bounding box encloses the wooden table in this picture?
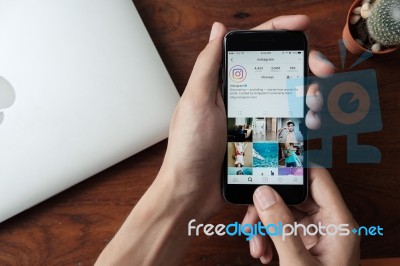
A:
[1,0,399,264]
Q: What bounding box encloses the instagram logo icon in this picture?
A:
[229,65,247,83]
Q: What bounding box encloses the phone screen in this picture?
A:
[226,50,306,186]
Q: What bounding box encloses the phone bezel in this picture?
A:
[222,30,309,205]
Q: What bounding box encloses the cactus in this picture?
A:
[366,0,400,46]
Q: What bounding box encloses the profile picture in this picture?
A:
[229,65,247,83]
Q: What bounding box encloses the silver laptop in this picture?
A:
[0,0,180,222]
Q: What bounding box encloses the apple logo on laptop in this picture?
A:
[0,76,16,125]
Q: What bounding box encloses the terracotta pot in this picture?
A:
[342,0,398,55]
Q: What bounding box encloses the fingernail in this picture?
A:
[315,90,322,99]
[254,186,277,210]
[317,51,336,68]
[307,83,319,96]
[260,255,270,264]
[317,51,328,60]
[209,22,220,41]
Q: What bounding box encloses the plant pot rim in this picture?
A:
[343,0,399,55]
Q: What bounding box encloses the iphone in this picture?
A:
[222,31,308,204]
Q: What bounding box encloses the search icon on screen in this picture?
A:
[248,177,252,182]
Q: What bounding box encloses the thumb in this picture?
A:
[185,22,226,101]
[253,186,312,264]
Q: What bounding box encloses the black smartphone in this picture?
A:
[222,30,308,205]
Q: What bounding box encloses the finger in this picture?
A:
[306,168,360,263]
[244,206,273,262]
[241,205,259,227]
[260,255,272,265]
[305,110,321,130]
[308,168,354,222]
[309,50,335,77]
[248,233,274,262]
[253,186,311,264]
[306,67,323,131]
[252,15,311,31]
[249,234,267,259]
[306,83,323,112]
[288,206,320,250]
[290,203,321,247]
[293,214,320,250]
[259,237,273,264]
[290,200,322,249]
[185,22,227,101]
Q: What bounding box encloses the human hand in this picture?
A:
[158,15,335,221]
[242,168,360,265]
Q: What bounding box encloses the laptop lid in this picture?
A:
[0,0,180,222]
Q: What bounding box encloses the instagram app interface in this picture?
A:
[227,51,305,185]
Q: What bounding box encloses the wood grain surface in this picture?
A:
[1,0,399,265]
